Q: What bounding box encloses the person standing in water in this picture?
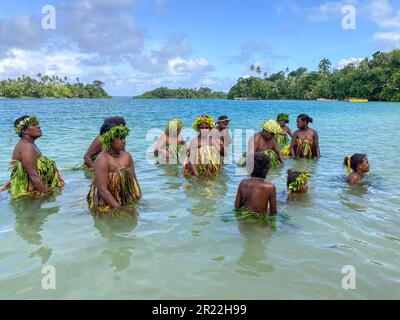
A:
[183,115,222,177]
[275,114,292,145]
[87,122,141,213]
[210,115,232,157]
[290,114,320,159]
[6,115,64,199]
[344,154,370,185]
[154,119,187,164]
[235,152,277,216]
[238,119,284,169]
[84,117,127,168]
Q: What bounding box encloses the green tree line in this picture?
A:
[228,49,400,101]
[0,74,111,98]
[134,86,227,99]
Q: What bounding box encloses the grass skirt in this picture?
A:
[87,167,141,214]
[294,139,314,158]
[9,156,64,199]
[183,145,222,177]
[237,150,280,168]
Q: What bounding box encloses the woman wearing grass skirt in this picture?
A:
[183,115,222,177]
[154,119,187,165]
[3,115,64,199]
[87,123,141,214]
[290,114,320,159]
[237,119,284,169]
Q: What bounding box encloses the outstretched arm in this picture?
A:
[94,156,120,208]
[187,140,199,177]
[21,146,48,193]
[286,127,293,138]
[84,137,102,168]
[154,134,170,157]
[290,132,298,158]
[313,130,320,159]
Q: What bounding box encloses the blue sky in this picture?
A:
[1,0,400,95]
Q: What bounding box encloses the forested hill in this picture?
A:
[228,49,400,102]
[0,74,110,98]
[134,87,228,99]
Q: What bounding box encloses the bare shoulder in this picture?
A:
[122,150,133,160]
[262,182,276,191]
[95,151,108,163]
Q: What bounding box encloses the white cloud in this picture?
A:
[336,57,364,69]
[0,48,87,77]
[307,1,347,21]
[372,31,400,49]
[168,57,208,75]
[306,0,400,51]
[130,34,210,75]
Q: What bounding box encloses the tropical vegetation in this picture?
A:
[134,87,227,99]
[0,74,110,98]
[228,49,400,102]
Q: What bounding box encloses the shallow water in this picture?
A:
[0,98,399,299]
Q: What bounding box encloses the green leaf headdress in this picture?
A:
[166,119,184,132]
[277,113,289,123]
[192,115,215,131]
[288,172,311,192]
[100,124,130,151]
[260,120,283,134]
[15,116,39,136]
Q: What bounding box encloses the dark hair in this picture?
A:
[100,117,126,134]
[14,115,30,128]
[104,116,126,126]
[250,152,271,178]
[14,115,31,137]
[217,115,230,122]
[100,123,118,135]
[297,114,313,124]
[344,154,367,171]
[287,169,302,189]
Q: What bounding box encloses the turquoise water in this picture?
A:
[0,98,399,299]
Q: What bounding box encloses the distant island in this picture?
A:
[133,87,228,99]
[228,49,400,102]
[0,74,110,98]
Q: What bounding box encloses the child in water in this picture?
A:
[344,154,370,185]
[276,114,292,145]
[235,152,277,216]
[287,169,310,194]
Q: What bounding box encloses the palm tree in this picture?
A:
[250,65,255,73]
[318,58,332,75]
[255,66,262,75]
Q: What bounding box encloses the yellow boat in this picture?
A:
[346,98,368,102]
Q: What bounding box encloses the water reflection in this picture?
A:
[10,195,60,264]
[157,165,182,190]
[236,221,274,276]
[183,174,228,216]
[92,213,137,272]
[337,175,370,212]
